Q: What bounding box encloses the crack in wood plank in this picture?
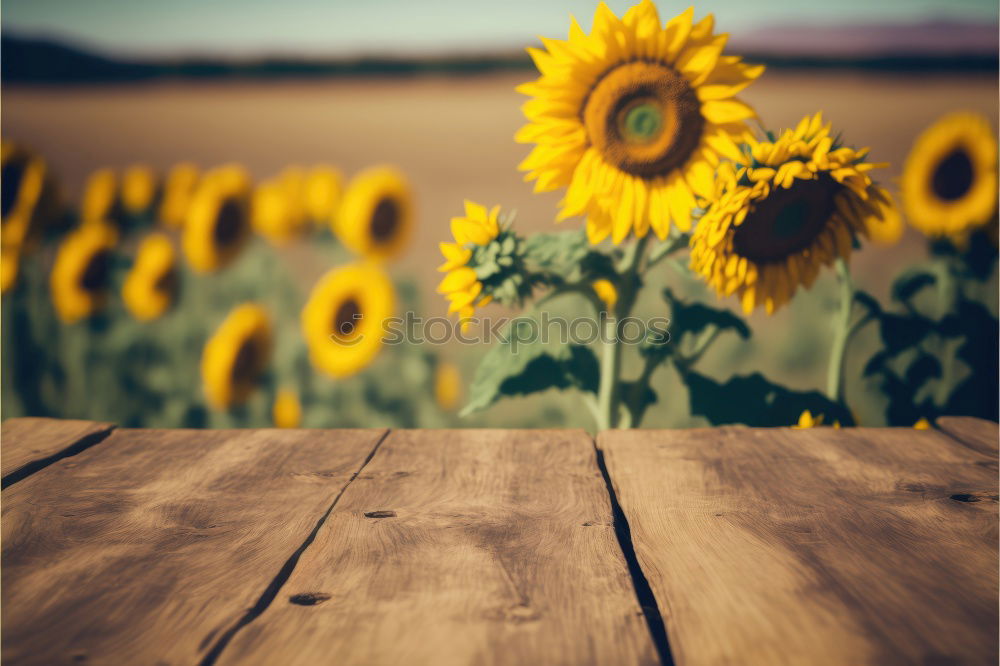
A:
[1,418,116,489]
[594,442,676,666]
[200,428,391,666]
[2,427,389,665]
[216,429,659,666]
[600,426,1000,666]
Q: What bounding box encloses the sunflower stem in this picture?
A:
[597,236,648,430]
[934,258,958,406]
[646,232,690,269]
[826,257,854,404]
[596,314,622,430]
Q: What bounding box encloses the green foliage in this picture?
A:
[469,230,531,306]
[861,239,999,425]
[523,230,616,283]
[661,287,750,343]
[1,229,462,429]
[462,313,599,416]
[682,369,854,427]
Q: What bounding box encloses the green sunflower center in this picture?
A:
[621,102,663,144]
[583,61,704,179]
[80,251,111,293]
[931,148,974,202]
[1,159,26,220]
[214,198,245,249]
[332,297,362,342]
[371,198,399,245]
[733,174,841,264]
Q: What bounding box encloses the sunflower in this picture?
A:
[272,388,303,428]
[158,163,201,229]
[182,165,252,272]
[121,164,161,215]
[437,200,520,328]
[901,112,998,237]
[80,168,120,225]
[336,166,413,260]
[301,263,394,378]
[792,410,822,428]
[591,278,618,310]
[303,165,343,226]
[2,142,58,250]
[50,223,118,323]
[516,1,763,244]
[201,303,272,409]
[122,233,178,321]
[690,112,898,314]
[251,176,308,246]
[434,361,462,411]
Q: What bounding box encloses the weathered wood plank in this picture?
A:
[218,429,659,666]
[2,427,387,666]
[600,427,999,666]
[937,417,999,458]
[1,417,115,486]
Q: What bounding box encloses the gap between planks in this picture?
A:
[594,442,677,666]
[1,419,117,489]
[205,429,677,666]
[199,428,391,666]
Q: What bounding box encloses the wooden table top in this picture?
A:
[2,418,997,666]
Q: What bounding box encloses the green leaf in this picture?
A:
[961,229,999,281]
[620,380,658,426]
[904,354,942,387]
[682,368,854,427]
[461,314,599,415]
[891,268,936,304]
[853,289,883,315]
[662,287,751,342]
[944,299,999,421]
[498,345,599,399]
[878,312,932,355]
[523,230,614,282]
[863,350,890,377]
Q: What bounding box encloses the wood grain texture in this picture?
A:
[1,417,115,485]
[937,417,999,458]
[218,429,658,666]
[2,427,386,666]
[600,426,999,666]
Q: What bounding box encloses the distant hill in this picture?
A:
[0,36,532,84]
[732,19,999,57]
[2,29,996,85]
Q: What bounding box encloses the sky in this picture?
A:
[3,0,998,57]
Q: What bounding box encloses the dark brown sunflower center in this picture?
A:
[213,198,245,249]
[582,61,703,179]
[154,266,179,299]
[1,159,27,220]
[231,338,260,387]
[931,148,974,202]
[80,251,111,293]
[332,297,361,342]
[732,173,841,264]
[370,198,399,245]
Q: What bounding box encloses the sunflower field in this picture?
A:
[2,1,997,432]
[436,1,998,430]
[2,155,470,428]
